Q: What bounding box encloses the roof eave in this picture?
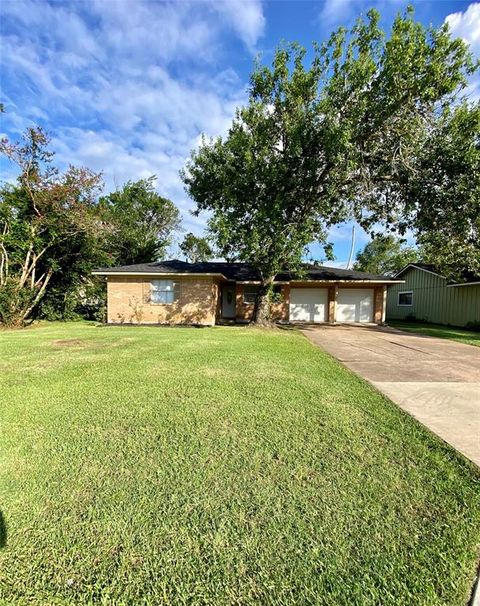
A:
[92,271,229,280]
[289,279,404,284]
[92,270,404,284]
[394,263,445,279]
[446,281,480,288]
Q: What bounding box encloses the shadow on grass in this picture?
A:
[96,322,209,329]
[276,323,301,331]
[0,510,6,548]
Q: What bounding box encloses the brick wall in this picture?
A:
[374,286,384,324]
[106,276,217,326]
[328,285,337,323]
[235,283,289,322]
[106,276,386,326]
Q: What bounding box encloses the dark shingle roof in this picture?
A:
[93,260,396,282]
[275,265,393,281]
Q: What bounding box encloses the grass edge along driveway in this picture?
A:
[388,320,480,347]
[1,321,479,606]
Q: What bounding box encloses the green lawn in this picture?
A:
[1,322,479,606]
[389,320,480,347]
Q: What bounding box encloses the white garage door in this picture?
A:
[290,288,328,323]
[337,289,374,323]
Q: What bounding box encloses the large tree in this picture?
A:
[180,232,213,263]
[400,102,480,281]
[182,8,476,323]
[99,177,180,266]
[354,235,420,276]
[0,128,102,326]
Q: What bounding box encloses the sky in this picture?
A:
[1,0,479,266]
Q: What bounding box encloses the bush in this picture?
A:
[74,281,106,322]
[38,287,82,322]
[0,280,37,328]
[37,281,106,323]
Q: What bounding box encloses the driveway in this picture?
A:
[302,324,480,467]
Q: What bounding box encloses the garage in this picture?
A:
[290,288,328,323]
[337,288,374,323]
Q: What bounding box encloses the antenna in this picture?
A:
[346,224,356,269]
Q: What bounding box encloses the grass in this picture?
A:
[389,320,480,347]
[1,321,479,606]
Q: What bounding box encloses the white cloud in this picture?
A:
[445,3,480,55]
[88,0,217,64]
[213,0,265,50]
[0,0,258,240]
[328,222,370,244]
[445,3,480,101]
[322,259,350,269]
[319,0,355,26]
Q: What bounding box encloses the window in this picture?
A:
[271,284,284,302]
[398,291,413,306]
[151,280,179,304]
[243,285,260,304]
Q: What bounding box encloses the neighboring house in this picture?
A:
[93,260,400,326]
[387,263,480,328]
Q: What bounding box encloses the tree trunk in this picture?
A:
[22,268,53,321]
[251,278,275,325]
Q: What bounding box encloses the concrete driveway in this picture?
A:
[302,324,480,467]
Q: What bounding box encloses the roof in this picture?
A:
[92,260,400,283]
[394,263,442,279]
[394,263,480,286]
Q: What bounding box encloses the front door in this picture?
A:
[222,285,236,318]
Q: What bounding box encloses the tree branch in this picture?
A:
[22,267,53,320]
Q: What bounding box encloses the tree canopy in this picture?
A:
[1,8,478,327]
[182,8,477,322]
[399,102,480,281]
[354,235,420,276]
[99,177,180,266]
[0,128,102,326]
[0,131,181,325]
[180,232,214,263]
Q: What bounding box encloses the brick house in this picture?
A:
[93,260,401,326]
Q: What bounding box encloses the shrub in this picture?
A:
[0,280,37,328]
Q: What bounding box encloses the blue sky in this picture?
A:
[1,0,479,265]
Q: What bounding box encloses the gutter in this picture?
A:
[446,281,480,288]
[92,271,229,279]
[288,279,405,284]
[92,271,403,285]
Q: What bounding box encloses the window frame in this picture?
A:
[243,285,260,305]
[270,284,284,303]
[150,279,179,305]
[397,291,413,307]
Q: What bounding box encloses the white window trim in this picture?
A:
[398,290,413,307]
[151,280,179,305]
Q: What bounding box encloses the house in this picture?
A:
[386,263,480,328]
[92,260,402,326]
